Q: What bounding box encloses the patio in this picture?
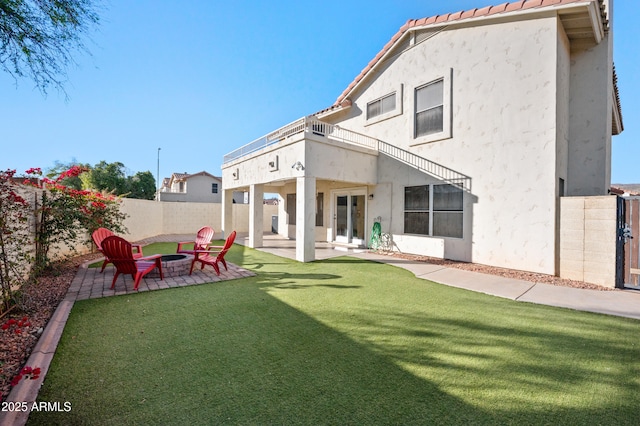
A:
[234,233,369,261]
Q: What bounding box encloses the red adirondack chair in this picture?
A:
[190,231,236,275]
[92,227,143,272]
[176,226,215,255]
[101,236,164,290]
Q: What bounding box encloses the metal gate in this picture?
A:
[617,197,640,289]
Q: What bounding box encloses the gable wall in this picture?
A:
[330,15,563,274]
[185,175,222,203]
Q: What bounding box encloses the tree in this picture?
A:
[126,171,156,200]
[80,161,127,194]
[0,0,100,95]
[45,159,89,189]
[78,161,156,200]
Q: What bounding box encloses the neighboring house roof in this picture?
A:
[610,186,625,195]
[316,0,622,132]
[164,171,222,191]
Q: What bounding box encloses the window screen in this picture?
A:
[415,80,444,137]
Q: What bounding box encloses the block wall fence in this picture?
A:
[39,194,619,289]
[559,196,618,288]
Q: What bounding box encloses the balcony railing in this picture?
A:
[378,142,471,191]
[223,117,471,190]
[223,117,378,164]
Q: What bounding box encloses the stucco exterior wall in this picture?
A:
[559,196,617,287]
[329,16,561,274]
[567,42,613,196]
[159,175,222,203]
[222,133,378,190]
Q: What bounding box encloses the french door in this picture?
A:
[334,191,366,245]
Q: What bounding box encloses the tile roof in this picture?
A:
[333,0,606,106]
[171,171,221,181]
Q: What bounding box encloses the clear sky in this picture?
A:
[1,0,638,184]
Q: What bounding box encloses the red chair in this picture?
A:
[92,228,143,272]
[176,226,215,255]
[190,231,236,275]
[101,236,164,290]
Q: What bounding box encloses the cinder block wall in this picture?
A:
[119,199,277,241]
[559,196,618,288]
[120,199,164,241]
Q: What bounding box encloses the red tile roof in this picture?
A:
[333,0,605,106]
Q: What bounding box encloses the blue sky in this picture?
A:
[1,0,638,184]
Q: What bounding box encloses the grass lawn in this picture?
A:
[30,243,640,425]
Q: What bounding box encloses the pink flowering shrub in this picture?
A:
[0,166,127,312]
[0,169,32,312]
[10,366,41,387]
[22,166,127,275]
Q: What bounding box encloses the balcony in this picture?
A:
[223,117,378,164]
[223,116,471,191]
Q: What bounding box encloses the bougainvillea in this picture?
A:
[23,166,127,275]
[0,169,33,312]
[10,366,41,387]
[0,166,127,313]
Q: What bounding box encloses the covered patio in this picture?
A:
[221,117,380,263]
[234,233,370,261]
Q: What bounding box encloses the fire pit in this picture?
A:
[148,254,193,278]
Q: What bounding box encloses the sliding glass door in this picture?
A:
[334,191,366,245]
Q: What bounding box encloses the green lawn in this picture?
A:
[30,244,640,425]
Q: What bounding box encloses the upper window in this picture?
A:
[212,183,218,194]
[367,93,396,120]
[415,79,444,138]
[404,183,463,238]
[365,85,403,126]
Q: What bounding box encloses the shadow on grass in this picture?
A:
[29,245,640,425]
[29,281,490,425]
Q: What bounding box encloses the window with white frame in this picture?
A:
[415,79,444,138]
[367,92,396,120]
[404,183,463,238]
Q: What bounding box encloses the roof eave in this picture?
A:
[334,0,603,106]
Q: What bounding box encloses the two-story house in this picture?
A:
[220,0,623,277]
[159,171,224,203]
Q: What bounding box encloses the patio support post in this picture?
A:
[296,176,316,262]
[221,189,233,238]
[249,184,264,248]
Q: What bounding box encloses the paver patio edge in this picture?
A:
[0,299,75,426]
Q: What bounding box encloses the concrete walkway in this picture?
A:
[350,252,640,320]
[3,234,639,426]
[238,233,640,320]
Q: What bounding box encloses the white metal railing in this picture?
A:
[378,141,472,191]
[222,117,470,190]
[223,117,378,163]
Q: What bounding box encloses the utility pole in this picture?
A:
[156,147,161,201]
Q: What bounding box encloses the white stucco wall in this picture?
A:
[326,15,563,274]
[567,42,613,196]
[222,132,378,190]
